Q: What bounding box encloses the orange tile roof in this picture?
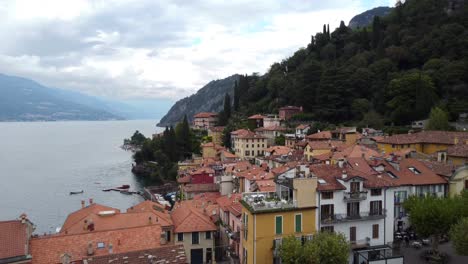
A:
[177,174,191,183]
[248,114,266,119]
[126,201,173,225]
[182,183,219,193]
[306,141,344,150]
[222,150,237,159]
[209,126,225,132]
[190,167,215,175]
[61,203,121,232]
[193,112,218,118]
[85,245,187,264]
[216,194,242,211]
[224,161,253,174]
[265,146,292,156]
[30,225,162,264]
[420,160,460,178]
[230,129,250,136]
[227,203,243,218]
[447,144,468,158]
[332,144,381,160]
[377,131,468,145]
[0,220,30,260]
[255,179,276,192]
[171,202,217,233]
[296,124,310,130]
[306,131,332,140]
[237,131,267,139]
[236,167,274,181]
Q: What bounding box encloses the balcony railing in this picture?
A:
[242,192,297,212]
[343,191,368,201]
[350,237,370,249]
[321,210,386,224]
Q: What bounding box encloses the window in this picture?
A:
[370,201,382,215]
[166,230,171,242]
[97,242,105,249]
[275,216,283,235]
[192,232,199,244]
[243,248,248,264]
[295,214,302,233]
[243,213,248,239]
[321,191,333,199]
[258,144,260,148]
[392,144,395,148]
[321,226,334,232]
[371,189,382,196]
[206,231,211,239]
[350,226,356,242]
[321,204,334,220]
[372,224,379,239]
[350,182,360,192]
[177,233,184,242]
[245,150,250,156]
[437,185,442,192]
[347,202,360,217]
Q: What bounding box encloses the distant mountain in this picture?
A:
[0,73,121,121]
[157,74,240,127]
[348,6,393,29]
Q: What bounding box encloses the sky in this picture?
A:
[0,0,395,100]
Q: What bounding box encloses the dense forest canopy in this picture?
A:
[236,0,468,126]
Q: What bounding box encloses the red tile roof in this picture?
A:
[30,225,163,264]
[171,202,217,233]
[85,245,187,264]
[447,144,468,158]
[177,174,191,183]
[236,167,274,181]
[296,124,310,130]
[222,150,237,159]
[420,160,460,178]
[190,167,215,175]
[216,194,242,212]
[248,114,266,119]
[377,131,468,145]
[332,145,381,160]
[193,112,218,118]
[0,220,29,260]
[306,141,345,150]
[306,131,332,140]
[182,183,219,193]
[126,200,173,225]
[255,179,276,192]
[209,126,225,132]
[236,131,267,139]
[265,146,292,156]
[61,203,121,232]
[230,129,250,136]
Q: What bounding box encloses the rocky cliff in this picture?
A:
[348,6,393,29]
[157,74,240,127]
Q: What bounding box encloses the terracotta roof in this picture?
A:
[306,141,344,150]
[182,183,218,193]
[126,201,173,225]
[265,146,292,156]
[387,148,415,158]
[216,194,242,212]
[190,167,215,175]
[222,150,237,159]
[333,127,357,134]
[224,161,253,174]
[61,203,121,232]
[236,167,274,181]
[306,131,332,140]
[227,203,243,218]
[193,112,218,118]
[332,145,381,160]
[171,202,217,233]
[420,160,460,178]
[177,174,191,183]
[236,131,267,139]
[230,129,250,136]
[377,131,468,145]
[296,124,310,130]
[209,126,225,132]
[30,225,162,264]
[310,165,347,191]
[271,166,293,176]
[447,144,468,158]
[85,245,187,264]
[248,114,266,119]
[0,220,29,260]
[255,179,276,192]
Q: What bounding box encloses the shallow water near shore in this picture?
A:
[0,120,161,233]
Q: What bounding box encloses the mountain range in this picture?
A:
[0,73,173,121]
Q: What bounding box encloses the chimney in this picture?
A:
[108,243,113,254]
[81,200,85,208]
[342,170,347,179]
[89,198,93,205]
[87,242,94,256]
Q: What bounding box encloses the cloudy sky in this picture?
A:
[0,0,394,101]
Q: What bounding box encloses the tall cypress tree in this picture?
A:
[233,81,240,111]
[224,93,231,120]
[372,16,382,49]
[176,115,192,158]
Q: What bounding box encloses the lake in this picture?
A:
[0,120,162,234]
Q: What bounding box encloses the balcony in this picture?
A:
[242,192,297,212]
[321,210,386,224]
[343,191,367,201]
[350,237,370,249]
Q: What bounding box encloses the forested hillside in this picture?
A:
[235,0,467,126]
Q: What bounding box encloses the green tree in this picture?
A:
[175,115,192,158]
[450,217,468,255]
[403,195,464,254]
[426,107,450,130]
[361,110,385,129]
[279,232,349,264]
[233,81,240,111]
[275,134,285,146]
[129,130,146,146]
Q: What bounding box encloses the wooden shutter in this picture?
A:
[372,224,379,239]
[350,227,356,242]
[275,216,283,235]
[295,214,302,233]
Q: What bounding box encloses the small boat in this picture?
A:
[115,185,130,189]
[102,189,113,192]
[119,190,133,195]
[69,190,84,195]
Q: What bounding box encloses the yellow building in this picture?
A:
[376,131,468,155]
[208,126,225,145]
[332,127,359,145]
[241,176,317,264]
[304,141,344,161]
[449,166,468,197]
[201,142,224,159]
[234,131,268,160]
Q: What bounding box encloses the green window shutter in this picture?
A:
[295,214,302,233]
[275,216,282,235]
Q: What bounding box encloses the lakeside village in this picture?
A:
[2,106,468,264]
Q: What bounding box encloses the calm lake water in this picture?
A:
[0,120,162,234]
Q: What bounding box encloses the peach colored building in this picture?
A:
[193,112,218,130]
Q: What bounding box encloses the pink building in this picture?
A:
[193,112,218,130]
[279,106,303,120]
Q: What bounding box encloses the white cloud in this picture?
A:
[0,0,383,100]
